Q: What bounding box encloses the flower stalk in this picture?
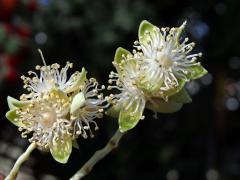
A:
[70,129,124,180]
[5,143,36,180]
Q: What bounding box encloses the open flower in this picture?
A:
[134,20,207,97]
[107,20,207,133]
[6,90,72,163]
[107,48,192,132]
[5,51,108,163]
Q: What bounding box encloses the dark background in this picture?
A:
[0,0,240,180]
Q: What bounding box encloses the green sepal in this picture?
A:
[119,98,145,132]
[105,103,122,118]
[138,20,156,46]
[114,47,132,65]
[169,88,192,104]
[72,140,79,149]
[146,98,183,114]
[70,92,85,114]
[5,109,26,127]
[7,96,29,110]
[186,64,208,80]
[50,135,72,164]
[146,88,191,114]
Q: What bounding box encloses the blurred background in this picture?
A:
[0,0,239,179]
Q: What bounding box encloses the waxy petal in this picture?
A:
[50,135,72,164]
[7,96,29,110]
[114,47,132,65]
[6,96,30,127]
[6,109,26,127]
[138,20,156,46]
[119,97,145,132]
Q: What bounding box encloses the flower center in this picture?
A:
[156,54,173,68]
[39,111,56,128]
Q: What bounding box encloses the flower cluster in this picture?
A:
[6,51,108,163]
[107,20,207,132]
[5,20,208,164]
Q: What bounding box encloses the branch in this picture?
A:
[70,129,124,180]
[5,143,36,180]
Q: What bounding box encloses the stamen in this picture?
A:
[38,49,47,66]
[134,21,203,96]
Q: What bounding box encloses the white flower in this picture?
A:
[107,20,208,132]
[7,90,73,163]
[107,48,192,133]
[135,20,207,96]
[5,50,108,163]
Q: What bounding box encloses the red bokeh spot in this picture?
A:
[0,0,18,20]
